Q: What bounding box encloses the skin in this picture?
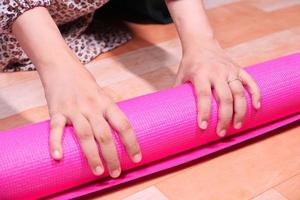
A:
[11,0,260,178]
[166,0,260,134]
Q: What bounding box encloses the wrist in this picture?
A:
[182,36,221,56]
[37,57,82,87]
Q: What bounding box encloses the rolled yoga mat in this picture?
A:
[1,53,300,200]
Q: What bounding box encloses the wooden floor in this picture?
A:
[1,0,300,199]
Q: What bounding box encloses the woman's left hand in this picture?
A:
[175,39,261,137]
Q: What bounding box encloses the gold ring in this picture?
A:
[227,77,241,84]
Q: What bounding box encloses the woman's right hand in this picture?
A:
[44,63,142,178]
[11,6,142,178]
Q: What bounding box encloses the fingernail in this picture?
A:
[132,153,142,163]
[234,122,242,129]
[111,169,121,178]
[53,150,61,160]
[200,121,208,130]
[94,166,104,175]
[218,129,226,137]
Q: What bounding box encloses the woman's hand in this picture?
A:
[44,64,142,178]
[165,0,260,136]
[12,7,142,178]
[175,39,261,137]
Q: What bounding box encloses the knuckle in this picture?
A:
[125,137,137,147]
[81,92,98,104]
[50,119,64,129]
[63,108,79,118]
[187,68,202,78]
[86,95,97,103]
[100,94,112,104]
[130,144,140,155]
[50,138,61,147]
[104,101,117,114]
[198,107,210,118]
[201,111,210,118]
[197,89,211,97]
[119,120,132,133]
[220,114,231,121]
[81,104,99,115]
[109,164,120,173]
[239,108,247,116]
[234,111,244,118]
[98,133,113,145]
[87,154,100,164]
[219,111,232,122]
[191,70,208,80]
[50,112,64,120]
[108,158,120,169]
[50,120,59,129]
[78,130,92,140]
[255,87,261,96]
[234,90,245,98]
[103,151,119,166]
[106,101,117,111]
[189,71,198,79]
[186,63,200,72]
[221,96,233,105]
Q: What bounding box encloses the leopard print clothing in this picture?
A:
[0,0,131,72]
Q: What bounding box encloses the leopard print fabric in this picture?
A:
[0,0,131,72]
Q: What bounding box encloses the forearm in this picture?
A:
[165,0,217,54]
[12,7,80,83]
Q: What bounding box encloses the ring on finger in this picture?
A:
[227,77,241,84]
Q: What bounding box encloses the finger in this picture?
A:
[228,80,247,129]
[49,113,67,160]
[105,104,142,164]
[88,115,121,178]
[193,77,212,130]
[71,114,104,176]
[239,70,261,109]
[213,81,234,137]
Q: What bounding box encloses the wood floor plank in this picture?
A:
[82,167,182,200]
[207,3,282,48]
[251,189,288,200]
[0,106,48,131]
[249,0,300,12]
[226,30,300,66]
[95,23,178,60]
[203,0,240,9]
[122,186,168,200]
[275,173,300,200]
[267,5,300,30]
[155,124,300,200]
[290,26,300,34]
[0,71,39,89]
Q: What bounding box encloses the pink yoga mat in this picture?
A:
[1,53,300,199]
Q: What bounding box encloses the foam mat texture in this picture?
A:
[0,53,300,199]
